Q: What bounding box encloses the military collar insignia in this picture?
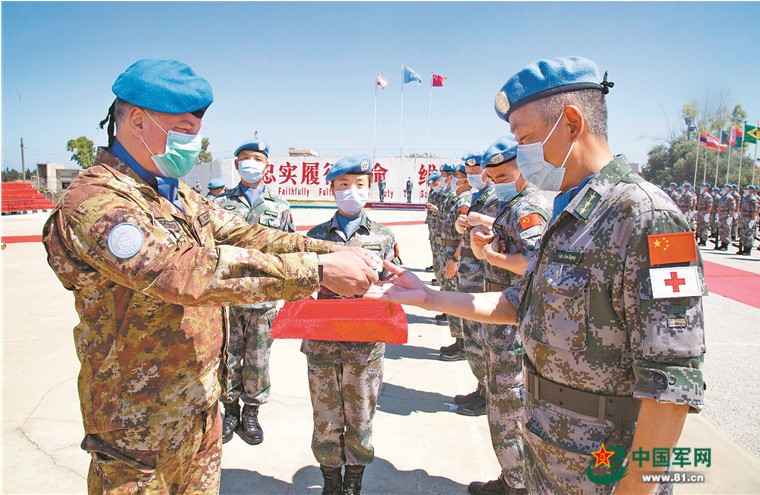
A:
[574,188,601,220]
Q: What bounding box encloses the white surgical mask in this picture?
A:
[238,159,266,184]
[516,111,574,192]
[335,188,368,215]
[467,173,486,190]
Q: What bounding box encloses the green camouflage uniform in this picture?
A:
[710,191,720,238]
[514,157,706,494]
[739,191,759,249]
[441,188,472,339]
[731,190,741,240]
[696,190,713,244]
[301,212,400,467]
[716,192,736,245]
[214,183,295,406]
[678,189,697,231]
[457,185,499,386]
[426,188,439,249]
[483,184,549,489]
[433,187,455,314]
[42,148,331,494]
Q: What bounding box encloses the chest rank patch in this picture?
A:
[197,211,211,228]
[519,212,545,231]
[107,223,144,259]
[574,188,601,220]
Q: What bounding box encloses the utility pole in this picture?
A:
[19,93,26,181]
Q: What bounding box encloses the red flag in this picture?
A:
[647,232,698,266]
[376,71,388,89]
[432,74,446,87]
[699,132,727,151]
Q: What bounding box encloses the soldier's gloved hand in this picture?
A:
[704,214,709,222]
[318,251,379,297]
[750,220,755,229]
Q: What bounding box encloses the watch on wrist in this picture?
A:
[317,258,324,282]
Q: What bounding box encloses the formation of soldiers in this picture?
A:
[664,181,759,254]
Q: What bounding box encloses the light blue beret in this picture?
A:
[455,164,467,175]
[326,154,372,182]
[208,178,225,189]
[747,185,757,191]
[461,151,483,167]
[427,171,441,183]
[669,182,678,187]
[440,163,456,173]
[682,182,691,187]
[494,56,613,122]
[481,135,519,169]
[112,59,213,116]
[235,140,270,157]
[703,183,711,188]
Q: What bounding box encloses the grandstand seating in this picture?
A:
[1,182,57,214]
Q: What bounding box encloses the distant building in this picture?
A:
[288,147,318,157]
[35,162,81,193]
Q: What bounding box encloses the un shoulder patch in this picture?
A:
[107,223,144,259]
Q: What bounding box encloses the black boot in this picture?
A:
[747,246,753,255]
[434,313,448,326]
[439,339,458,353]
[320,465,343,495]
[457,388,487,416]
[222,401,240,444]
[454,383,483,405]
[718,242,728,251]
[239,404,264,445]
[343,465,365,495]
[440,338,466,361]
[713,239,720,249]
[736,244,745,255]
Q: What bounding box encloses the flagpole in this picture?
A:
[726,128,733,184]
[427,73,433,161]
[702,144,708,184]
[400,64,405,164]
[693,133,700,186]
[753,130,759,185]
[714,138,720,187]
[373,75,378,168]
[737,121,746,187]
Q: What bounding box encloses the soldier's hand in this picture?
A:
[467,212,494,228]
[364,261,429,307]
[318,252,379,297]
[471,226,495,249]
[329,245,383,272]
[445,259,458,279]
[426,204,439,213]
[455,214,470,234]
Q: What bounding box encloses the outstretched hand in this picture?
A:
[363,261,430,308]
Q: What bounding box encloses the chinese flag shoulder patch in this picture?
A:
[519,213,544,231]
[647,232,698,266]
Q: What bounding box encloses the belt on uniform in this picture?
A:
[460,247,475,259]
[485,280,508,292]
[441,239,459,248]
[523,360,641,423]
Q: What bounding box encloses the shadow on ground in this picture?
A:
[384,342,441,361]
[377,382,454,416]
[221,457,468,494]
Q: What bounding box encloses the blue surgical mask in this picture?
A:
[142,113,203,179]
[467,173,486,191]
[493,181,519,202]
[335,188,368,215]
[516,111,574,192]
[238,159,266,184]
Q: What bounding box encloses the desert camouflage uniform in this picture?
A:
[457,184,498,386]
[214,183,295,406]
[739,191,759,250]
[696,190,713,244]
[42,147,331,494]
[302,213,400,467]
[678,189,697,230]
[716,192,736,245]
[441,188,472,339]
[514,157,705,494]
[482,184,549,489]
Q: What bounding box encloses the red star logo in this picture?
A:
[591,443,615,468]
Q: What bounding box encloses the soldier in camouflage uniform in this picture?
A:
[451,152,498,416]
[367,56,706,495]
[696,183,713,246]
[710,186,720,239]
[714,184,736,250]
[440,164,473,360]
[303,155,400,495]
[213,139,295,445]
[432,164,457,327]
[678,182,697,230]
[42,59,380,495]
[731,184,741,242]
[424,171,442,272]
[666,182,680,205]
[464,136,550,495]
[737,184,759,255]
[206,178,226,198]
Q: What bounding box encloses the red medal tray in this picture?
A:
[271,299,408,344]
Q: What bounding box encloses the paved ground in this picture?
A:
[3,208,760,494]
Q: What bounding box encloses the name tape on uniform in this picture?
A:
[649,266,701,299]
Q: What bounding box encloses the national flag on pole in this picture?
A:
[376,71,388,89]
[403,66,422,84]
[721,126,743,146]
[649,266,702,299]
[699,132,727,151]
[432,74,447,87]
[647,232,699,266]
[744,124,758,144]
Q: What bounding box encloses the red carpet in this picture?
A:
[702,260,760,309]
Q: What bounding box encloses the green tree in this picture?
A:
[730,104,747,127]
[66,136,96,169]
[198,137,212,163]
[681,100,700,140]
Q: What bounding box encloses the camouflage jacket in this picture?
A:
[425,189,438,225]
[433,188,454,240]
[518,156,706,408]
[301,212,400,363]
[488,184,550,297]
[458,185,498,272]
[717,194,736,214]
[740,193,758,217]
[215,183,295,309]
[42,148,332,434]
[442,189,473,243]
[678,190,696,211]
[696,191,713,212]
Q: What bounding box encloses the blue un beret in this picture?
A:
[326,155,372,182]
[208,178,225,189]
[455,164,467,175]
[669,182,677,187]
[112,59,213,115]
[440,163,457,173]
[481,135,519,169]
[747,185,757,191]
[462,151,483,167]
[682,182,691,187]
[235,140,270,157]
[427,171,442,183]
[494,56,613,122]
[703,183,711,188]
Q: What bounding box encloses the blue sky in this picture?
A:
[2,1,759,171]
